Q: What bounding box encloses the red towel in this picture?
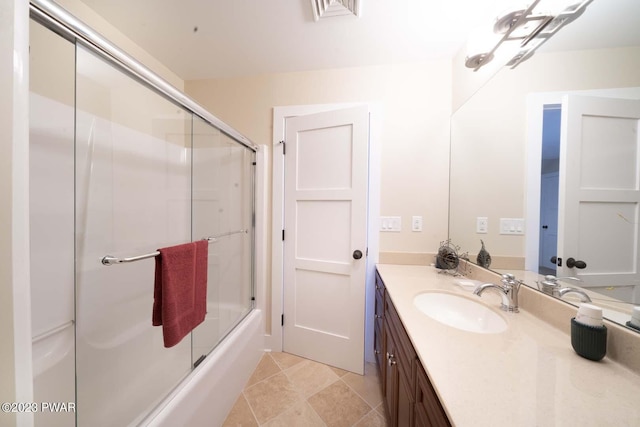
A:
[153,240,208,348]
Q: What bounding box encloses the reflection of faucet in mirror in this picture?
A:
[474,273,521,312]
[557,287,591,303]
[537,274,579,293]
[536,275,591,302]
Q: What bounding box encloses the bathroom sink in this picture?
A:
[413,292,507,334]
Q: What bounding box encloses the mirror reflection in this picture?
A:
[449,0,640,331]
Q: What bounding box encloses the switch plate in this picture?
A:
[380,216,402,232]
[476,217,488,234]
[500,218,525,235]
[412,216,423,232]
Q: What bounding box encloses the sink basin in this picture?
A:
[413,292,507,334]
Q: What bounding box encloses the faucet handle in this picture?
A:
[501,273,520,288]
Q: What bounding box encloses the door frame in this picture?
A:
[525,87,640,271]
[269,103,381,363]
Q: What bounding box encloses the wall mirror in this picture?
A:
[449,0,640,330]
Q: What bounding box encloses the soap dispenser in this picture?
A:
[571,303,607,361]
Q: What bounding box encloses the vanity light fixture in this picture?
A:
[465,0,593,71]
[311,0,360,22]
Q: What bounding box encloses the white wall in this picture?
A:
[0,1,33,426]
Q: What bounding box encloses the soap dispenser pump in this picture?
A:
[571,303,607,361]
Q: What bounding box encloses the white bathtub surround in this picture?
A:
[29,92,76,427]
[31,324,74,427]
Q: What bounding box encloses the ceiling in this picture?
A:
[80,0,640,81]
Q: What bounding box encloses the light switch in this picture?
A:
[500,218,525,235]
[380,216,402,232]
[476,217,488,234]
[412,216,423,232]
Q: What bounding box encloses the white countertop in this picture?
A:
[376,264,640,427]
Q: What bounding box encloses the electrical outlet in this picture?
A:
[476,217,488,234]
[412,216,423,232]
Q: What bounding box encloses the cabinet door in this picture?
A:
[415,363,451,427]
[397,365,414,427]
[384,318,416,427]
[384,320,398,425]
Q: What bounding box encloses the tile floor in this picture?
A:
[222,352,388,427]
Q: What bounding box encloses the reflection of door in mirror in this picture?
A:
[526,87,640,304]
[557,94,640,304]
[528,91,640,305]
[539,173,559,274]
[538,106,561,275]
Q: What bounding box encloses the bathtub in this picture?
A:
[32,322,75,427]
[32,308,263,427]
[144,309,264,426]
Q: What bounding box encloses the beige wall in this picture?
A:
[185,60,453,259]
[30,3,191,147]
[54,0,184,91]
[451,44,508,113]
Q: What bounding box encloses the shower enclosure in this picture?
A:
[29,2,257,425]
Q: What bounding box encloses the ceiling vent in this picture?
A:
[311,0,360,21]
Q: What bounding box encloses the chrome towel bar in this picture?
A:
[101,229,248,266]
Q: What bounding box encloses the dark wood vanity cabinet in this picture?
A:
[374,270,451,427]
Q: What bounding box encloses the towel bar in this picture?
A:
[101,229,248,266]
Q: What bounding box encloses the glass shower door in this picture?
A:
[74,44,193,426]
[191,116,255,363]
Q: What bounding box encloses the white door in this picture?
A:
[539,172,559,271]
[557,95,640,287]
[283,106,369,374]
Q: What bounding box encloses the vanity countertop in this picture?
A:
[376,263,640,427]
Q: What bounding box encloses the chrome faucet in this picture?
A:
[537,275,590,302]
[473,273,521,312]
[557,287,592,303]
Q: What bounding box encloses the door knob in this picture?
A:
[566,257,587,269]
[353,250,363,260]
[550,256,562,266]
[542,225,548,229]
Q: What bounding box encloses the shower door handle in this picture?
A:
[353,250,363,260]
